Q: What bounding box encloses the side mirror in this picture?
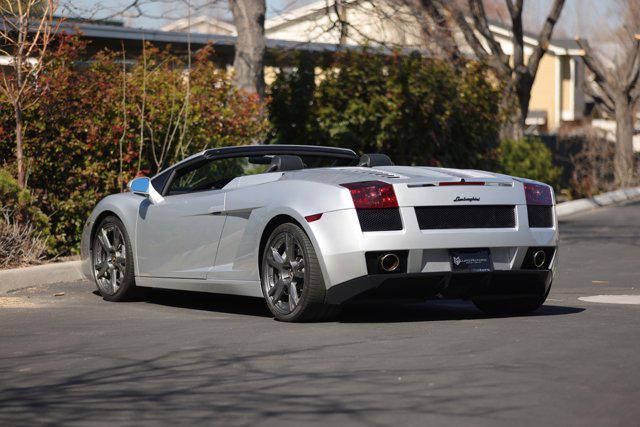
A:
[129,177,150,196]
[128,177,164,204]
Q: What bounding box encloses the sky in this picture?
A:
[62,0,297,27]
[61,0,614,41]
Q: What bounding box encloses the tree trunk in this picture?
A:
[13,102,25,189]
[500,107,523,141]
[230,0,266,97]
[499,88,524,141]
[614,98,635,187]
[516,78,532,139]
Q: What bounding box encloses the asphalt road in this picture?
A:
[1,202,639,426]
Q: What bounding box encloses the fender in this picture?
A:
[80,193,145,278]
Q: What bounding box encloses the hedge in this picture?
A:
[269,50,504,170]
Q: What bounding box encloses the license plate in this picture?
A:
[450,249,492,273]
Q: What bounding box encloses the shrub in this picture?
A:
[495,137,561,188]
[269,50,503,169]
[0,169,49,268]
[0,208,48,269]
[268,52,319,146]
[557,126,616,198]
[0,167,49,231]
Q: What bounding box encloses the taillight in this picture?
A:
[341,181,398,209]
[524,183,552,205]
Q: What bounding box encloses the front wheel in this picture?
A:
[92,215,143,301]
[261,223,338,322]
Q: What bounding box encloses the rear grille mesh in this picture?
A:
[357,208,403,231]
[527,205,553,227]
[415,205,516,229]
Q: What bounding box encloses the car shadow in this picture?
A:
[144,288,273,318]
[115,288,585,323]
[338,300,585,323]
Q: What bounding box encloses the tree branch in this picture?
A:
[412,0,461,62]
[506,0,525,71]
[439,3,489,63]
[623,34,640,94]
[468,0,508,64]
[583,77,615,115]
[575,37,615,100]
[526,0,565,78]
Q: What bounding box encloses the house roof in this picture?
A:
[161,15,236,35]
[55,19,349,54]
[486,19,581,55]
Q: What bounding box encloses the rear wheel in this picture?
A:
[92,216,142,301]
[261,223,338,322]
[472,285,551,316]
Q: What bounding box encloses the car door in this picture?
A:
[135,158,229,279]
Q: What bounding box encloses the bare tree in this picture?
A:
[0,0,59,189]
[136,36,147,174]
[575,0,640,186]
[229,0,265,96]
[118,41,127,190]
[414,0,566,140]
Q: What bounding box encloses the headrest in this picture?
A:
[358,153,394,167]
[267,155,305,172]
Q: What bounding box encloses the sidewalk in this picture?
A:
[0,260,84,294]
[556,187,640,219]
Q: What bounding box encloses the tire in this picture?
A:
[91,215,143,302]
[472,284,551,316]
[260,223,339,322]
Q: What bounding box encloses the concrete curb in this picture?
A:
[556,186,640,220]
[0,260,85,294]
[2,186,640,292]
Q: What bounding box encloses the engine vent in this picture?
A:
[415,205,516,229]
[357,208,403,231]
[527,205,553,228]
[350,169,402,179]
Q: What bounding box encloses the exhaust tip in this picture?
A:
[379,253,400,272]
[533,250,546,268]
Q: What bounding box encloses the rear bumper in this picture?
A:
[326,269,553,304]
[310,207,559,289]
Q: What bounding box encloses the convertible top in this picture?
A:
[151,144,360,191]
[204,144,358,161]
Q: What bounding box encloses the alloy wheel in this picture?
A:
[93,224,126,296]
[263,231,306,314]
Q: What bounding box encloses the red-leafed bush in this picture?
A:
[0,35,269,256]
